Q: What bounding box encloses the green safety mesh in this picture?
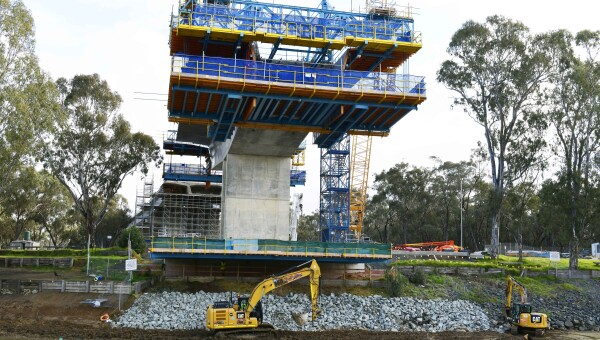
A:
[151,237,390,256]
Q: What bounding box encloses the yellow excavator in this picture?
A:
[205,259,321,336]
[505,276,549,337]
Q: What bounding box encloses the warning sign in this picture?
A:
[125,259,138,271]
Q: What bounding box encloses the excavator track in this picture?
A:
[213,324,279,339]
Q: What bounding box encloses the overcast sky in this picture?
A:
[24,0,600,214]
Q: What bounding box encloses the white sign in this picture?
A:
[125,259,138,271]
[549,251,560,262]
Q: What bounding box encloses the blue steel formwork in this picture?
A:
[175,0,419,46]
[319,134,351,242]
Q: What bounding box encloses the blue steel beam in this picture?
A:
[313,103,338,125]
[311,42,332,66]
[346,41,368,68]
[210,95,232,143]
[192,91,200,116]
[277,100,294,121]
[267,37,283,62]
[366,44,398,72]
[203,30,211,52]
[234,33,244,56]
[231,0,404,25]
[204,93,213,115]
[181,90,189,115]
[222,96,245,139]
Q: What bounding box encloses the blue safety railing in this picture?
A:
[163,163,223,182]
[174,1,419,44]
[290,170,306,186]
[172,54,426,96]
[164,163,308,186]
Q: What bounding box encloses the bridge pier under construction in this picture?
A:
[137,0,427,263]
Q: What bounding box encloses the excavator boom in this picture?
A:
[246,259,321,320]
[505,276,548,336]
[206,259,321,332]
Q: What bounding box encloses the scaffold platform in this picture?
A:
[149,237,391,263]
[168,55,425,147]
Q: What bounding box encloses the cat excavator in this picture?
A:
[505,276,549,337]
[205,259,321,336]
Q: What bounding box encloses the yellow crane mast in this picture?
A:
[349,135,373,240]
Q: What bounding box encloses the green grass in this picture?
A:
[391,255,599,272]
[427,274,447,284]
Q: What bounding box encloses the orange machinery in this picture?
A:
[393,240,463,252]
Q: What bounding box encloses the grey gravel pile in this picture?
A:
[114,291,496,332]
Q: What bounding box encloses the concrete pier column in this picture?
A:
[222,154,290,240]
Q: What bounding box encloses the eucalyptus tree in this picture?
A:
[502,180,540,263]
[42,74,161,272]
[437,16,554,258]
[95,195,132,248]
[0,0,60,200]
[296,211,320,242]
[369,163,433,245]
[546,30,600,268]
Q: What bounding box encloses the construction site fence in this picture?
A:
[175,1,419,44]
[150,237,391,258]
[172,55,426,96]
[1,257,73,268]
[485,243,567,255]
[88,258,130,282]
[0,278,160,295]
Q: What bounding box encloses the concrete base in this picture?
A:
[221,154,290,240]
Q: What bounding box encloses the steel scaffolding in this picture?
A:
[319,134,350,242]
[135,182,222,239]
[134,179,154,237]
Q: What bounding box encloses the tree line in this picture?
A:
[0,0,160,249]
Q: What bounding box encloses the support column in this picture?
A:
[222,154,290,240]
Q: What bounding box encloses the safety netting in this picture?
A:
[150,237,391,257]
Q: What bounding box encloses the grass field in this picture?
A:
[392,255,599,271]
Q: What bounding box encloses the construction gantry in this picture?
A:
[145,0,425,249]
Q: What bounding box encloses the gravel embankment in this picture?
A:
[114,291,499,332]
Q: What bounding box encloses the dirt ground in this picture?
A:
[1,292,599,340]
[1,268,599,339]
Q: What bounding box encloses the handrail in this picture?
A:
[149,236,391,258]
[171,55,426,96]
[173,5,421,45]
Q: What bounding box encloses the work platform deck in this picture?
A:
[168,55,426,147]
[149,237,391,263]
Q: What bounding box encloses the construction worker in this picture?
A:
[220,261,226,276]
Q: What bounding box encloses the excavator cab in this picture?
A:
[505,276,548,337]
[236,297,263,323]
[509,303,531,322]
